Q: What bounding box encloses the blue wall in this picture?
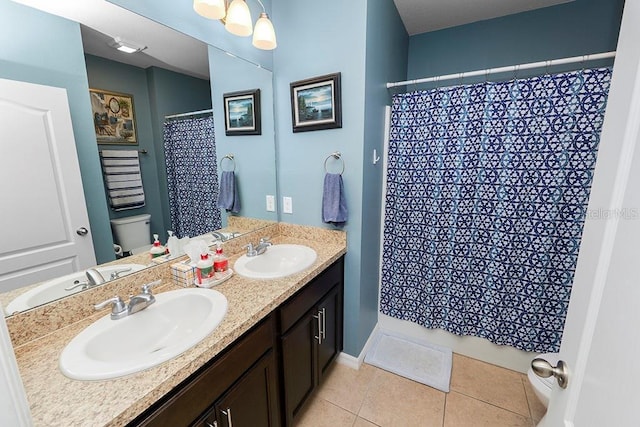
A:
[272,0,408,356]
[360,1,409,352]
[208,47,278,224]
[86,55,214,241]
[408,0,624,80]
[85,55,168,238]
[1,1,114,264]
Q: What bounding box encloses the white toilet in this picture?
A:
[527,352,560,407]
[110,214,152,255]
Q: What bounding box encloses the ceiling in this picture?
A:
[13,0,575,76]
[393,0,573,35]
[12,0,210,80]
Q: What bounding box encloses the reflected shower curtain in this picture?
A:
[381,68,612,352]
[164,115,221,238]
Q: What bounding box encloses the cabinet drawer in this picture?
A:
[130,315,275,427]
[279,258,343,333]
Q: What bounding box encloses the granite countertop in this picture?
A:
[11,225,346,427]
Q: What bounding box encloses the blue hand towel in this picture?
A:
[322,173,348,224]
[217,171,241,213]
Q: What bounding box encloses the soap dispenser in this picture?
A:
[166,230,179,257]
[196,252,214,284]
[213,242,229,278]
[149,234,166,259]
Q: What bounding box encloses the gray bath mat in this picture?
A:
[365,329,452,392]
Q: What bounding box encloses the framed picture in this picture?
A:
[290,72,342,132]
[89,89,137,144]
[223,89,261,136]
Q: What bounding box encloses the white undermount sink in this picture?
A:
[59,288,228,381]
[234,244,317,279]
[4,263,146,314]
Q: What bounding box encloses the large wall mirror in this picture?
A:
[0,0,277,316]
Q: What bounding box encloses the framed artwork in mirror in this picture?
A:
[89,88,138,144]
[223,89,261,136]
[290,72,342,132]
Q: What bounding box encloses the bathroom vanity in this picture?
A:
[129,258,344,427]
[6,223,346,427]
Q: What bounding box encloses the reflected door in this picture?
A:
[0,78,95,294]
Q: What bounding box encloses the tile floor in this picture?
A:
[294,354,546,427]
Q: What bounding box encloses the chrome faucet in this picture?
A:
[94,280,161,320]
[244,237,272,257]
[65,268,106,291]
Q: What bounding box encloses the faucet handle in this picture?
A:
[94,296,127,319]
[141,280,162,295]
[110,267,132,280]
[259,237,271,244]
[244,243,257,257]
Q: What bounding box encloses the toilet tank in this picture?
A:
[110,214,151,253]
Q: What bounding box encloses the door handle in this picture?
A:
[221,408,233,427]
[531,358,569,389]
[76,227,89,236]
[320,307,326,341]
[313,312,322,344]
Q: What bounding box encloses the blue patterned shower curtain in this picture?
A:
[381,68,612,352]
[164,115,222,238]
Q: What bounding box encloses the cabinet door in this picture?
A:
[280,312,317,425]
[317,285,343,382]
[196,351,280,427]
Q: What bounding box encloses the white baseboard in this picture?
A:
[337,323,380,370]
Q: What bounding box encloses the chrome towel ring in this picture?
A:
[219,154,235,172]
[324,151,345,175]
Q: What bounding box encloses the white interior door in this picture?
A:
[541,2,640,425]
[0,78,96,294]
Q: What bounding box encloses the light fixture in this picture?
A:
[108,37,146,54]
[193,0,277,50]
[225,0,253,36]
[193,0,226,20]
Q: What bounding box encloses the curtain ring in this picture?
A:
[324,152,345,175]
[219,154,235,172]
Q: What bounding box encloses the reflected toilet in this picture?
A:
[110,214,152,256]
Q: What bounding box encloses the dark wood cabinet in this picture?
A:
[194,351,280,427]
[128,316,279,427]
[127,256,344,427]
[279,258,344,425]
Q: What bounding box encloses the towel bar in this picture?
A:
[219,154,236,172]
[324,152,345,175]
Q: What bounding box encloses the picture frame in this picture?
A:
[89,89,137,144]
[290,72,342,132]
[223,89,261,136]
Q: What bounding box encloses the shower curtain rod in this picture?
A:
[386,51,616,89]
[164,108,213,119]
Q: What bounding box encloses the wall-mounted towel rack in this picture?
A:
[219,154,236,172]
[324,151,345,175]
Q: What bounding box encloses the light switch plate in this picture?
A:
[266,195,275,212]
[283,196,293,214]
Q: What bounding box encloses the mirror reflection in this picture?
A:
[1,0,277,316]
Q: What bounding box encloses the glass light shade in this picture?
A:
[193,0,226,20]
[252,13,277,50]
[225,0,253,37]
